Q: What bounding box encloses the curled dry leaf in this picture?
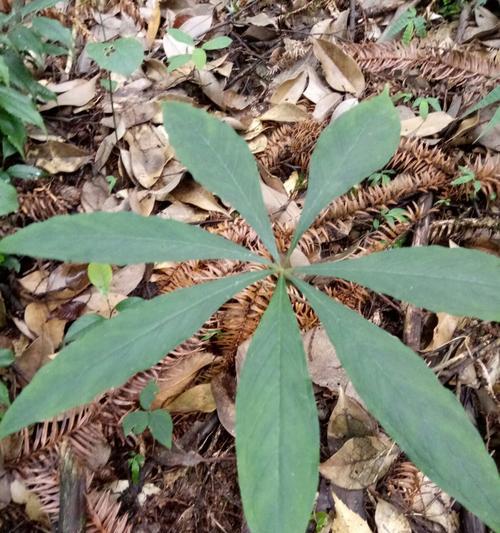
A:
[28,141,91,174]
[15,333,54,383]
[152,352,216,408]
[320,436,399,489]
[41,75,99,111]
[270,71,308,105]
[314,92,343,121]
[375,500,412,533]
[423,313,463,352]
[332,493,372,533]
[158,201,209,223]
[170,177,228,214]
[211,372,236,436]
[312,39,365,96]
[328,388,377,441]
[304,66,332,104]
[401,112,454,138]
[164,383,216,414]
[260,103,309,123]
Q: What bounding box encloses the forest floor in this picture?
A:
[0,0,499,532]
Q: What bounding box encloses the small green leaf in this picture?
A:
[0,270,270,438]
[122,410,148,436]
[290,92,401,251]
[293,277,500,532]
[65,314,105,344]
[191,47,206,70]
[379,7,416,42]
[202,36,232,50]
[428,97,441,112]
[0,109,26,155]
[0,86,43,128]
[87,263,112,295]
[32,16,72,48]
[7,164,45,180]
[139,380,158,410]
[0,180,18,216]
[0,56,9,86]
[86,38,144,77]
[236,276,319,533]
[164,102,280,260]
[418,99,429,119]
[128,453,144,484]
[167,53,192,72]
[0,381,10,408]
[462,86,500,118]
[167,28,195,46]
[402,20,414,45]
[0,212,268,265]
[0,349,14,367]
[477,107,500,141]
[148,409,173,448]
[295,246,500,321]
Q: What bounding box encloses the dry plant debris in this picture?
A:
[0,0,499,531]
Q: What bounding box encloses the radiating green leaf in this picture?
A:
[202,36,232,50]
[167,53,192,72]
[86,38,144,77]
[164,102,279,260]
[32,16,72,48]
[236,276,319,533]
[122,410,148,436]
[0,109,25,155]
[191,47,206,70]
[167,28,194,46]
[7,164,45,180]
[0,212,269,265]
[0,349,14,367]
[462,86,500,118]
[293,277,500,532]
[290,92,400,250]
[148,409,173,448]
[87,263,112,295]
[64,314,105,344]
[295,246,500,321]
[140,381,158,410]
[0,180,18,216]
[379,7,416,42]
[0,86,43,127]
[0,270,270,438]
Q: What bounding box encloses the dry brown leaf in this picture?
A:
[211,372,236,436]
[15,334,55,383]
[312,39,365,96]
[328,388,377,441]
[261,103,309,123]
[331,98,358,122]
[314,92,342,121]
[81,177,114,213]
[332,493,372,533]
[24,303,65,348]
[129,190,155,216]
[196,70,225,108]
[271,71,308,105]
[109,264,145,295]
[159,201,209,223]
[28,141,91,173]
[304,66,332,104]
[223,90,253,111]
[152,352,216,408]
[423,313,463,352]
[320,436,399,489]
[165,383,216,413]
[42,76,98,110]
[170,178,227,214]
[151,160,185,200]
[146,0,161,48]
[375,500,412,533]
[401,112,454,137]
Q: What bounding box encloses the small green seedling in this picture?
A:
[451,166,481,198]
[373,207,411,229]
[383,7,427,45]
[128,452,145,485]
[413,96,441,120]
[87,263,113,295]
[167,28,232,72]
[368,169,395,187]
[122,381,173,449]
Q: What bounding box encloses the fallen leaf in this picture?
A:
[304,66,332,104]
[159,201,209,223]
[129,189,155,216]
[28,142,91,173]
[401,112,454,137]
[260,103,309,122]
[41,76,98,110]
[15,334,55,383]
[423,313,463,352]
[328,388,377,441]
[109,264,145,295]
[146,0,161,48]
[314,92,343,121]
[313,39,365,96]
[211,372,236,436]
[270,71,308,105]
[152,352,216,408]
[375,500,412,533]
[196,69,225,108]
[170,177,227,214]
[320,436,399,489]
[165,383,216,413]
[331,98,359,122]
[332,493,372,532]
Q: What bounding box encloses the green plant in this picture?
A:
[87,262,113,295]
[413,96,441,119]
[0,348,14,420]
[0,0,71,214]
[461,86,500,142]
[451,165,481,197]
[166,28,232,72]
[128,453,145,485]
[0,92,499,532]
[122,381,173,449]
[383,7,427,44]
[373,207,411,229]
[368,169,395,186]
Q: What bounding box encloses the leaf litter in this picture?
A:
[0,0,499,531]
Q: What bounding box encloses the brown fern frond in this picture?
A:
[430,217,500,246]
[86,490,133,533]
[268,38,312,75]
[18,182,81,221]
[386,461,422,506]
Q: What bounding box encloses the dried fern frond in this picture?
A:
[268,38,312,75]
[430,217,500,246]
[86,490,133,533]
[18,182,81,221]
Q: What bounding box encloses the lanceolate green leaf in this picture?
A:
[293,278,500,531]
[462,86,500,118]
[0,212,269,265]
[0,180,18,216]
[295,246,500,321]
[236,276,319,533]
[163,102,280,260]
[290,92,400,251]
[0,270,270,438]
[0,86,43,128]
